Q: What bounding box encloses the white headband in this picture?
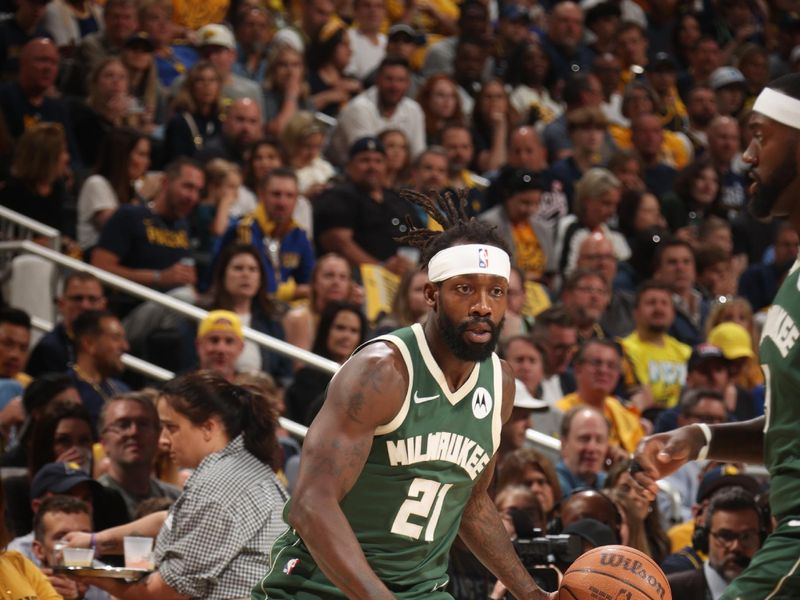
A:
[428,244,511,283]
[753,87,800,130]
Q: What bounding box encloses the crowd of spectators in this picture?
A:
[0,0,792,597]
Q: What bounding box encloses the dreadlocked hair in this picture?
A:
[397,188,510,269]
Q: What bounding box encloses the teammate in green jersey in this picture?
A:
[631,73,800,598]
[253,190,556,599]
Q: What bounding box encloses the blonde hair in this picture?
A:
[11,123,66,184]
[705,296,754,337]
[204,158,240,188]
[574,167,621,216]
[281,111,326,158]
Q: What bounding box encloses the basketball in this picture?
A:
[559,545,671,600]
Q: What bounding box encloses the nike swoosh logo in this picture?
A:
[413,391,439,404]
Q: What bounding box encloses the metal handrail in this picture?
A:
[29,315,311,440]
[0,205,62,252]
[0,240,339,374]
[526,428,561,452]
[30,316,175,381]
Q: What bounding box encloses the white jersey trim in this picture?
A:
[410,323,480,406]
[373,334,414,436]
[491,353,503,455]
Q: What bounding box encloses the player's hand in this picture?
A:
[630,425,707,500]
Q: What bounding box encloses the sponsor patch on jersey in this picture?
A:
[471,387,492,419]
[283,558,300,575]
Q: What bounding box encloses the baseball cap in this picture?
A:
[696,464,761,503]
[563,518,619,547]
[197,24,236,50]
[197,310,244,341]
[647,52,677,72]
[124,32,155,52]
[31,462,102,500]
[500,4,530,21]
[688,343,727,372]
[709,66,747,91]
[707,322,755,360]
[514,379,548,410]
[349,136,386,160]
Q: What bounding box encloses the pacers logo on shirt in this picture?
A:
[471,387,492,419]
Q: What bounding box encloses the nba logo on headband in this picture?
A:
[478,248,489,269]
[428,244,511,282]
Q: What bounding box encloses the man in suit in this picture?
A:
[668,486,764,599]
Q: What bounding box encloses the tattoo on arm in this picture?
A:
[343,367,385,423]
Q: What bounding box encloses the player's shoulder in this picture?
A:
[340,338,410,388]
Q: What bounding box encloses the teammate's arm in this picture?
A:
[631,417,765,499]
[286,343,408,600]
[457,361,556,600]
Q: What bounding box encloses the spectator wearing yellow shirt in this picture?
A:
[621,281,692,414]
[608,82,692,170]
[0,479,60,600]
[557,339,644,453]
[479,166,554,282]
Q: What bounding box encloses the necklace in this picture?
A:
[72,364,114,404]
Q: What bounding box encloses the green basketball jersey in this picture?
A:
[253,323,504,599]
[760,259,800,518]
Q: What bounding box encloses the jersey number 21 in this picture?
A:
[391,478,453,541]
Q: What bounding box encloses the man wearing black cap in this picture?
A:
[363,25,424,96]
[314,137,423,275]
[646,52,688,132]
[5,462,128,543]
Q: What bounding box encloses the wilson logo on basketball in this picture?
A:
[599,553,667,599]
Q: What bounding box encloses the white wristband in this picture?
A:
[696,423,713,461]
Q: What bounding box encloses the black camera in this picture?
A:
[514,532,583,568]
[507,512,583,595]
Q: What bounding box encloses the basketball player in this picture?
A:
[631,73,800,598]
[252,191,556,599]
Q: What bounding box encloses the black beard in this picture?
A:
[438,312,503,362]
[747,153,797,220]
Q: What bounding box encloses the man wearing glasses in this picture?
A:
[26,272,106,377]
[668,486,764,599]
[97,392,180,520]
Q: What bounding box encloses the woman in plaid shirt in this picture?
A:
[64,371,289,599]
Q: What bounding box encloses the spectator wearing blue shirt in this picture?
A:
[0,0,52,81]
[69,310,130,426]
[211,168,314,303]
[138,0,197,88]
[91,158,203,291]
[0,38,81,168]
[556,406,609,498]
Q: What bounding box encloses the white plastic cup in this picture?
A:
[62,547,94,567]
[123,536,154,569]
